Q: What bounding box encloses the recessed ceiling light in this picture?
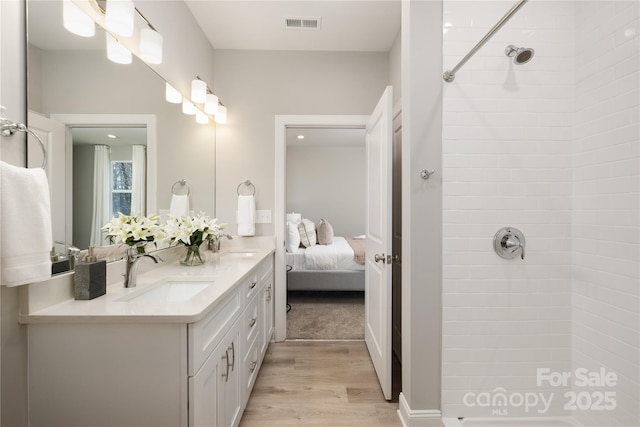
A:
[297,135,304,139]
[107,134,118,139]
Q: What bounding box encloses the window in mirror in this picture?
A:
[111,160,133,217]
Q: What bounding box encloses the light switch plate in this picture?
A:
[255,210,272,223]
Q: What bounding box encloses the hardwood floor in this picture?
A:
[239,340,402,427]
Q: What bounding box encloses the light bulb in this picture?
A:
[191,79,207,104]
[106,33,132,64]
[105,0,135,37]
[165,83,182,103]
[215,105,227,124]
[204,93,219,115]
[62,0,95,37]
[182,98,197,115]
[139,28,163,64]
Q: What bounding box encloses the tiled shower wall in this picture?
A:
[572,2,639,427]
[442,0,575,418]
[442,1,640,424]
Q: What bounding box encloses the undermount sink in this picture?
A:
[117,276,216,303]
[220,250,259,259]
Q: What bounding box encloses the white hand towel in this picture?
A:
[1,161,52,287]
[237,195,256,236]
[169,194,189,217]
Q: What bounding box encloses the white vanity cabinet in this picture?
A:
[26,252,275,427]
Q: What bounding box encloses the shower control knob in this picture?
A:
[493,227,526,260]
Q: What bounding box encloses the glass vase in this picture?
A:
[181,243,204,266]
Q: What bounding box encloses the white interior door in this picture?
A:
[364,86,393,400]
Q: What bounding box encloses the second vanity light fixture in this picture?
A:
[62,0,163,65]
[165,77,227,125]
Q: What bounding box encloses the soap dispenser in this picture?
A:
[74,247,106,300]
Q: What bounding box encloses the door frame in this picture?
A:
[274,115,369,342]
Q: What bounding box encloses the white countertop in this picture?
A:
[19,243,275,324]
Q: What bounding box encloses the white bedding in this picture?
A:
[286,236,364,271]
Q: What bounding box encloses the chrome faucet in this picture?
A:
[208,234,233,253]
[124,252,163,288]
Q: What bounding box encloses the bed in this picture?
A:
[286,236,366,291]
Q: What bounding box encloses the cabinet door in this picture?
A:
[222,319,243,427]
[190,320,242,427]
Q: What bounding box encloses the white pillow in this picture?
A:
[286,221,301,252]
[286,212,302,224]
[297,218,317,248]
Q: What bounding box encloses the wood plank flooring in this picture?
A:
[239,340,402,427]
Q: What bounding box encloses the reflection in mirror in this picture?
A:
[27,0,218,275]
[71,126,147,250]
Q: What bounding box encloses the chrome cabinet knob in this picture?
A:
[374,253,385,263]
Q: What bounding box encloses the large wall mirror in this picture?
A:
[26,0,216,270]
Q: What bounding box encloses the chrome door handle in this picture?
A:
[374,253,385,263]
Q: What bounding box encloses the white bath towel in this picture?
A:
[169,194,189,217]
[237,195,256,236]
[1,161,52,287]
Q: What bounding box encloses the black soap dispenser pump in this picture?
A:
[74,246,107,300]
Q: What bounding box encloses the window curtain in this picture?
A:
[131,145,146,215]
[90,145,111,246]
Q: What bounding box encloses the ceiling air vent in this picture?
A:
[285,16,321,30]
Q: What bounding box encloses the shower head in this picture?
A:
[505,45,535,65]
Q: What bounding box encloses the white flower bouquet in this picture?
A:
[164,212,225,265]
[102,213,163,248]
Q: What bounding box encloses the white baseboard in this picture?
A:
[398,392,443,427]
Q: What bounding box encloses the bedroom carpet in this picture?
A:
[286,291,365,340]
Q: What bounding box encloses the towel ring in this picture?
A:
[1,119,47,169]
[171,179,190,196]
[237,180,256,196]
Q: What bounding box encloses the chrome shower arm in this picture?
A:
[443,0,529,83]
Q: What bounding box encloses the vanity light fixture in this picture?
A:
[89,0,163,65]
[191,78,207,104]
[182,98,197,115]
[297,135,305,140]
[106,33,132,64]
[215,105,227,124]
[105,0,135,37]
[165,83,182,104]
[62,0,96,37]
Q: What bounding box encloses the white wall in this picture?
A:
[572,2,639,427]
[286,145,366,237]
[213,50,389,235]
[441,0,574,418]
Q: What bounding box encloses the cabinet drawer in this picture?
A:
[189,290,241,376]
[242,273,259,307]
[243,293,260,350]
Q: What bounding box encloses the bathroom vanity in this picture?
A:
[20,239,275,427]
